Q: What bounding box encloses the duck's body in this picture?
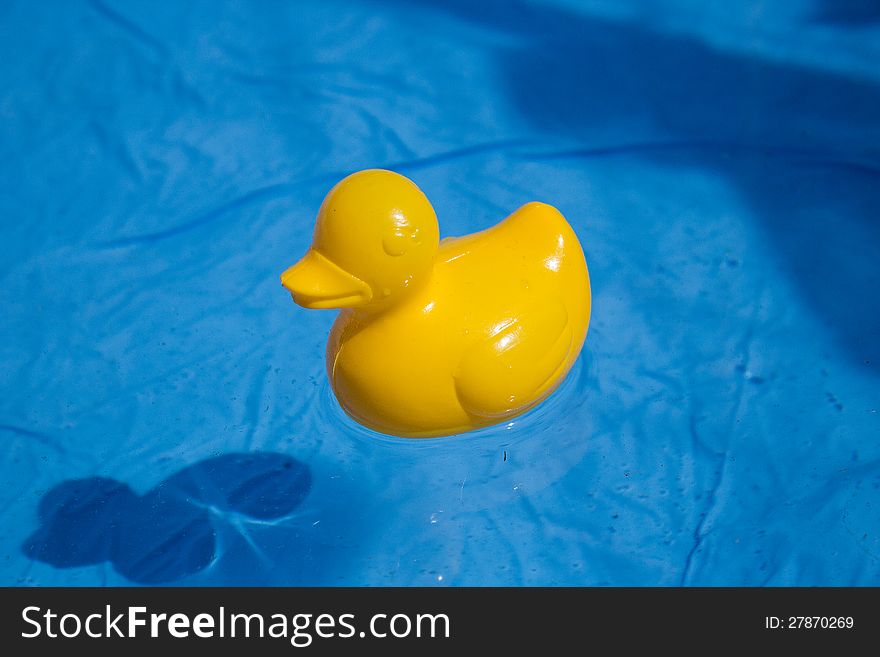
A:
[327,202,590,437]
[281,170,591,438]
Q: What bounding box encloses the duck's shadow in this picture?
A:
[22,452,328,584]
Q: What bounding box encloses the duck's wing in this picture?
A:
[453,296,572,419]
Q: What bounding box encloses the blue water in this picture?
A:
[1,0,878,586]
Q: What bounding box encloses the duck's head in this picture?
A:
[281,169,440,311]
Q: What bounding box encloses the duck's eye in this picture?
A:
[383,225,420,256]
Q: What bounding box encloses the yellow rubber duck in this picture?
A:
[281,169,591,438]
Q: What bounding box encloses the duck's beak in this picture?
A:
[281,249,372,309]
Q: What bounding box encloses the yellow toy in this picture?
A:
[281,170,591,438]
